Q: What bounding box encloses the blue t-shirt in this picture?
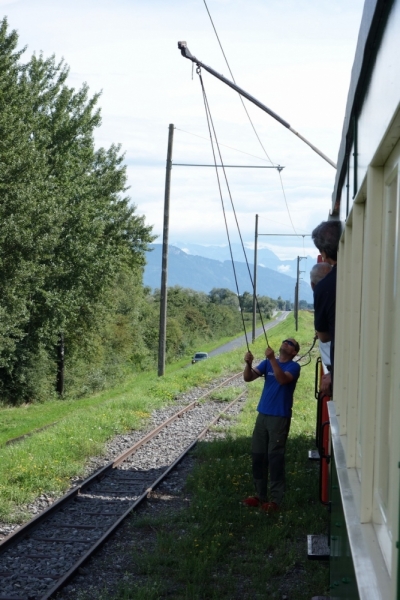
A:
[256,359,300,418]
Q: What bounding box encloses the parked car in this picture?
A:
[192,352,208,364]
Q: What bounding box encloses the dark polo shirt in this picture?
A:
[314,264,337,369]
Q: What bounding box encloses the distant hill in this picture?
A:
[170,240,316,281]
[144,244,314,303]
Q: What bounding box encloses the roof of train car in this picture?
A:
[332,0,395,214]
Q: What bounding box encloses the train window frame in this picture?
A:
[372,157,400,573]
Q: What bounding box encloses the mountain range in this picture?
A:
[144,243,314,303]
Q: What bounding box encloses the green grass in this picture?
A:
[0,317,273,447]
[208,386,244,403]
[0,328,249,521]
[0,311,311,528]
[107,311,329,599]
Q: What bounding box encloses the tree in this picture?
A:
[276,296,286,310]
[299,299,312,310]
[0,19,154,402]
[285,300,293,311]
[209,288,239,308]
[255,295,276,319]
[239,291,253,312]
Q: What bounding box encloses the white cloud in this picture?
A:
[2,0,365,260]
[277,265,291,273]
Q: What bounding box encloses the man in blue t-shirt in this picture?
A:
[242,338,301,512]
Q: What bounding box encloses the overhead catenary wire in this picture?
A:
[202,0,274,167]
[200,2,320,367]
[197,68,270,349]
[175,128,312,235]
[277,170,298,235]
[190,3,317,364]
[202,0,298,235]
[198,70,315,368]
[175,127,272,164]
[198,72,252,352]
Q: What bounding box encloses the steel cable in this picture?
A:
[198,69,270,349]
[202,0,297,235]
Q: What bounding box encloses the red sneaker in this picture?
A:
[242,496,260,507]
[261,501,280,513]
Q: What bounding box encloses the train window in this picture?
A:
[372,161,399,572]
[376,167,397,512]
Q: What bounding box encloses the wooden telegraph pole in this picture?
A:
[252,214,259,342]
[294,256,306,331]
[158,124,174,376]
[294,256,300,330]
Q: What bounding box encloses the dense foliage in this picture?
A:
[144,286,243,359]
[0,19,154,403]
[141,286,282,363]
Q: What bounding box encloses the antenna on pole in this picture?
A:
[177,42,336,170]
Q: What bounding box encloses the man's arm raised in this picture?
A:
[243,351,261,382]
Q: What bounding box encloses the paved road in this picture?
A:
[207,311,291,358]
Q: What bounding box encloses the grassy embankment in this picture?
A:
[0,318,265,447]
[109,310,329,600]
[0,316,272,522]
[0,311,329,598]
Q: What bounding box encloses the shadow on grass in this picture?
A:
[113,431,329,600]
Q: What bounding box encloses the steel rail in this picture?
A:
[0,371,245,600]
[5,421,60,447]
[41,391,246,599]
[0,371,243,552]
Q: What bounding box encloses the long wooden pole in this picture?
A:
[295,256,300,331]
[158,124,174,376]
[252,214,259,343]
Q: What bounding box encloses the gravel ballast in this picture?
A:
[0,374,247,599]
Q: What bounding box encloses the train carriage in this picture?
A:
[324,1,400,598]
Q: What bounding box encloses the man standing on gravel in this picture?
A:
[242,339,300,512]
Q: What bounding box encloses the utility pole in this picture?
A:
[158,124,174,376]
[249,229,311,334]
[252,214,259,343]
[294,256,300,331]
[294,256,306,331]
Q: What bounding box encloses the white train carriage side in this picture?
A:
[325,1,400,598]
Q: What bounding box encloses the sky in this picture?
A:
[2,0,365,260]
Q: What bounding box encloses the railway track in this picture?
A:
[0,372,246,600]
